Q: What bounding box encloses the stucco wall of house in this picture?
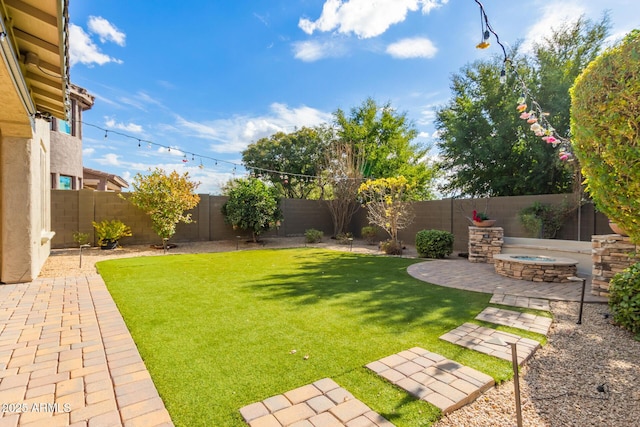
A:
[1,118,52,283]
[50,130,83,188]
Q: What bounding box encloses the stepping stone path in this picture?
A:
[490,294,550,311]
[475,307,552,335]
[240,297,553,426]
[365,347,494,415]
[239,378,393,427]
[440,323,540,365]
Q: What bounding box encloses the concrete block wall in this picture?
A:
[51,190,610,250]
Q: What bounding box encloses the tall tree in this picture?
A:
[242,126,331,199]
[435,16,609,197]
[334,97,437,200]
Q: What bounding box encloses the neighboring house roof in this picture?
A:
[0,0,70,137]
[83,167,129,192]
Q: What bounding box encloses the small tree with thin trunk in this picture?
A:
[323,140,364,237]
[358,176,414,252]
[125,168,200,248]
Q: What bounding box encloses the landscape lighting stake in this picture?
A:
[487,337,522,427]
[79,244,90,268]
[569,276,587,324]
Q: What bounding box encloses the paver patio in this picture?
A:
[0,275,173,427]
[407,259,607,303]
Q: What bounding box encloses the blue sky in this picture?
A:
[69,0,639,194]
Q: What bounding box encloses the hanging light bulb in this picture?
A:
[182,155,188,163]
[104,130,108,139]
[137,139,141,148]
[499,68,507,84]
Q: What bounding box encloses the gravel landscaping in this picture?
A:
[41,239,640,427]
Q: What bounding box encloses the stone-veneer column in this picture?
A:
[468,226,504,263]
[592,234,640,297]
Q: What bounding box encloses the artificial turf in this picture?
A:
[96,248,540,426]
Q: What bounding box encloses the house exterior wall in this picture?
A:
[50,130,83,189]
[1,118,52,283]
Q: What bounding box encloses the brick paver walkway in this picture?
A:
[439,323,540,365]
[490,294,550,311]
[475,307,553,335]
[0,275,173,427]
[239,378,393,427]
[365,347,494,415]
[407,258,607,303]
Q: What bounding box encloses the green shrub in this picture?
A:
[304,228,323,243]
[609,262,640,337]
[92,220,132,246]
[380,239,403,255]
[571,30,640,243]
[415,229,454,258]
[336,232,353,245]
[361,226,378,245]
[72,231,90,246]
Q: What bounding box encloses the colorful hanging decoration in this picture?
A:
[474,0,574,162]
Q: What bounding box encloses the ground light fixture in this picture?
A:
[568,276,587,324]
[486,336,522,427]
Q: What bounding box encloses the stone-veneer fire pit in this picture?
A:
[493,253,578,283]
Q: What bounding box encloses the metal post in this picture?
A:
[569,276,587,324]
[510,342,523,427]
[487,337,522,427]
[79,244,90,268]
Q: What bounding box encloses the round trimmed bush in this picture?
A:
[570,30,640,242]
[609,262,640,337]
[304,228,323,243]
[415,229,454,259]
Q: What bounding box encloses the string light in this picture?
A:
[473,0,573,161]
[81,121,337,180]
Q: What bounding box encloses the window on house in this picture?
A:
[58,119,71,135]
[59,175,72,190]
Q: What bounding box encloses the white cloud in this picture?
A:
[299,0,448,39]
[96,153,121,166]
[522,2,586,52]
[386,37,437,58]
[292,39,346,62]
[173,103,332,154]
[88,16,126,46]
[105,118,144,133]
[418,131,429,138]
[157,147,185,157]
[69,24,122,66]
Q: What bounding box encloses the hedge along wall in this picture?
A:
[51,190,610,251]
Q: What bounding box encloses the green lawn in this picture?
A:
[97,248,539,426]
